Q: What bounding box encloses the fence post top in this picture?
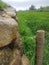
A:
[37,30,45,33]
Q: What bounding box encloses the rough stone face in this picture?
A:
[0,16,18,47]
[22,55,30,65]
[0,44,21,65]
[0,6,30,65]
[4,6,16,18]
[0,20,22,64]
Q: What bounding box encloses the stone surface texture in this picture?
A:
[0,6,30,65]
[0,16,18,47]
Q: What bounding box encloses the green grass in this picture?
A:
[17,11,49,65]
[0,0,7,10]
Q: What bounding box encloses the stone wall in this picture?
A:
[0,6,30,65]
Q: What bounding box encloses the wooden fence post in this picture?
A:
[35,30,45,65]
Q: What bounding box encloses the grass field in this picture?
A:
[17,11,49,65]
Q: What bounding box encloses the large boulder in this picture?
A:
[4,6,16,18]
[0,46,22,65]
[0,16,18,47]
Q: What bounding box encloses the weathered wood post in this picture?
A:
[35,30,45,65]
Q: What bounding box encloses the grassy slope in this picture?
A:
[17,11,49,65]
[0,0,7,10]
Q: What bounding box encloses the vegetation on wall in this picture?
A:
[0,0,7,10]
